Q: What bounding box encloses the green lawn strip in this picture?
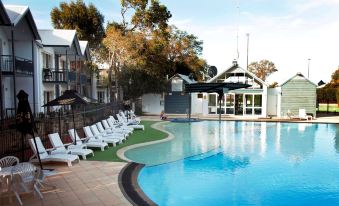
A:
[318,104,339,112]
[86,120,167,162]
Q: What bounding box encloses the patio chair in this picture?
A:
[68,129,108,151]
[28,137,80,167]
[48,133,94,160]
[116,114,145,130]
[83,126,118,147]
[96,122,129,139]
[90,124,124,144]
[299,109,313,120]
[11,162,43,206]
[0,156,19,168]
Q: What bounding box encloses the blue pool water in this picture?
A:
[125,121,339,206]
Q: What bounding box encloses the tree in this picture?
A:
[166,26,207,79]
[102,0,172,101]
[248,60,277,81]
[50,0,105,49]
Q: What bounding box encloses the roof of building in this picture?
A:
[38,29,81,55]
[280,72,317,87]
[0,1,10,25]
[38,29,76,46]
[169,73,197,84]
[207,61,268,86]
[4,5,40,39]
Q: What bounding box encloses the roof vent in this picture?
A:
[296,72,304,77]
[232,59,238,66]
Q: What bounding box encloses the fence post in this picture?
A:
[58,109,62,135]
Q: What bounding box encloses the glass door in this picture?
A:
[234,94,243,115]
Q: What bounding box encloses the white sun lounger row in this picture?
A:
[28,114,144,167]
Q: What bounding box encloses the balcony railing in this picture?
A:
[0,55,33,75]
[42,68,67,83]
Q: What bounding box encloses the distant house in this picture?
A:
[165,74,196,114]
[141,63,317,118]
[206,61,268,117]
[279,73,317,117]
[141,73,197,115]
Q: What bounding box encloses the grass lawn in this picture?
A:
[86,120,167,162]
[318,103,339,112]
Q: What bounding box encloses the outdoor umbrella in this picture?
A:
[42,90,90,145]
[16,90,43,169]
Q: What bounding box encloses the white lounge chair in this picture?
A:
[119,110,141,124]
[116,114,145,130]
[68,129,108,151]
[48,133,94,160]
[28,137,79,167]
[96,121,130,138]
[107,117,134,133]
[102,119,132,136]
[90,124,125,143]
[299,109,313,120]
[84,126,119,146]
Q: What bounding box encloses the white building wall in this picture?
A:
[267,88,279,116]
[262,86,268,117]
[0,28,10,55]
[142,93,163,115]
[191,93,204,115]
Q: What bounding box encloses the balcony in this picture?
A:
[42,68,67,83]
[0,55,33,75]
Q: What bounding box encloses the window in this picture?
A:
[208,94,216,106]
[42,53,52,68]
[244,94,262,115]
[208,94,217,114]
[171,78,183,91]
[97,91,105,103]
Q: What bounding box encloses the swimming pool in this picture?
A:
[125,121,339,206]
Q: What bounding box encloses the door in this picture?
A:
[234,94,243,115]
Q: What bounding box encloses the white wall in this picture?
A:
[191,93,204,115]
[0,28,10,55]
[142,93,164,115]
[267,88,280,116]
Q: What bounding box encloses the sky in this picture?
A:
[3,0,339,84]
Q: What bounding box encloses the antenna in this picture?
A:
[235,0,240,61]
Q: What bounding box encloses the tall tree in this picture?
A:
[248,59,277,81]
[102,0,172,101]
[50,0,105,49]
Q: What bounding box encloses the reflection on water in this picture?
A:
[334,124,339,153]
[126,121,326,166]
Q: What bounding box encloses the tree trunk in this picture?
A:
[108,64,114,102]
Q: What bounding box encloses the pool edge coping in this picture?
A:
[118,162,157,206]
[117,121,174,162]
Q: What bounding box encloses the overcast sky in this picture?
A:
[3,0,339,84]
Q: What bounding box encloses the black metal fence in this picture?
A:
[0,102,123,162]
